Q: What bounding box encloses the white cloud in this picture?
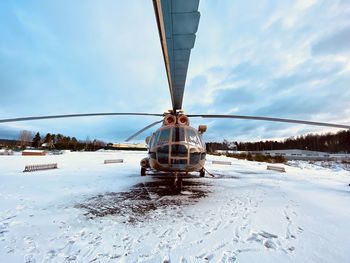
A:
[0,0,349,142]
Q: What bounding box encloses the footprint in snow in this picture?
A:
[212,221,221,231]
[160,228,173,238]
[5,246,15,254]
[247,231,279,250]
[220,251,237,263]
[24,254,36,263]
[190,239,203,245]
[23,236,39,254]
[263,239,277,249]
[162,256,170,263]
[0,225,9,237]
[45,249,57,260]
[259,231,278,239]
[196,252,214,261]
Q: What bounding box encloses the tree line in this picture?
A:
[18,130,106,151]
[206,129,350,153]
[3,129,350,153]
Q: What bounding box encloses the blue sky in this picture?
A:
[0,0,349,143]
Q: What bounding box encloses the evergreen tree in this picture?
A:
[31,132,41,148]
[43,133,52,144]
[206,129,350,153]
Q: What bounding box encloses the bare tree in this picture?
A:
[84,136,90,151]
[19,130,33,148]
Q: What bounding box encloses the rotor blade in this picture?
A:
[153,0,200,111]
[125,120,163,142]
[187,114,350,129]
[0,113,164,124]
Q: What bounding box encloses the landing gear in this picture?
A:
[141,167,147,176]
[173,173,182,193]
[199,168,205,177]
[140,158,149,176]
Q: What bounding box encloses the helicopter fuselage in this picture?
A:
[140,114,207,175]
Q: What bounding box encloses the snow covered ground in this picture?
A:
[0,151,349,262]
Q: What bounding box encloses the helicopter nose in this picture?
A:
[170,144,188,158]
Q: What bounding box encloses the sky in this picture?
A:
[0,0,349,143]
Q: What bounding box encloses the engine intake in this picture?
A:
[177,115,189,125]
[163,114,176,125]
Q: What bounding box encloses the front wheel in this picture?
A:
[141,167,146,176]
[199,168,205,177]
[173,177,182,193]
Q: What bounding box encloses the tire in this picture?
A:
[199,168,205,177]
[173,177,182,193]
[141,167,146,176]
[176,178,182,193]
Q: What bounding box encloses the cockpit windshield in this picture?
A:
[151,126,204,148]
[150,130,160,148]
[187,128,200,146]
[157,128,171,145]
[172,127,185,142]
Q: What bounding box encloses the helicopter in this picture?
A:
[1,0,350,192]
[138,111,207,178]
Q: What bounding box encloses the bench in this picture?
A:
[23,163,58,172]
[267,165,286,173]
[212,160,232,165]
[104,159,124,164]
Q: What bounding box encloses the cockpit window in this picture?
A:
[187,129,200,146]
[157,128,171,145]
[172,127,185,142]
[199,136,205,148]
[149,133,155,147]
[150,131,159,148]
[171,144,188,157]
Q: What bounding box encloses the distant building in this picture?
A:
[0,149,13,155]
[41,142,55,149]
[250,149,350,161]
[108,143,147,151]
[215,150,237,154]
[329,153,350,162]
[22,149,46,156]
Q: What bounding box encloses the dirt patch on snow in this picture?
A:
[76,179,210,223]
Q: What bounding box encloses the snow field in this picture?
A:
[0,151,349,262]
